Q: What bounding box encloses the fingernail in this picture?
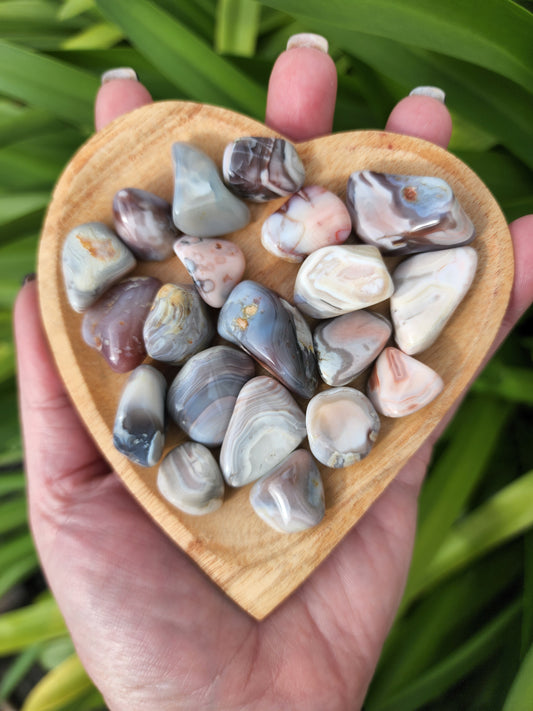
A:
[287,33,329,54]
[21,273,36,287]
[101,67,139,85]
[409,86,446,103]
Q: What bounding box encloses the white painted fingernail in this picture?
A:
[101,67,139,85]
[409,86,446,103]
[287,33,329,54]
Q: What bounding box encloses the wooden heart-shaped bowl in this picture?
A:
[38,101,513,619]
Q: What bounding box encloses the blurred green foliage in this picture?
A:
[0,1,531,709]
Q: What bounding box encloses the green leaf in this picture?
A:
[0,40,99,128]
[0,497,28,534]
[503,641,533,711]
[0,472,25,496]
[473,361,533,405]
[95,0,267,116]
[0,553,40,600]
[0,644,42,702]
[0,597,67,655]
[215,0,261,57]
[39,637,76,671]
[261,0,533,93]
[57,0,96,21]
[367,601,521,711]
[60,21,124,49]
[21,653,94,711]
[413,470,533,599]
[0,193,50,225]
[0,108,63,149]
[403,395,513,608]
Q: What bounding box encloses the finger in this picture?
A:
[265,33,337,142]
[94,68,153,131]
[385,87,453,148]
[14,281,108,510]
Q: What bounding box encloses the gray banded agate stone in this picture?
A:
[167,346,255,447]
[217,280,318,399]
[250,449,325,533]
[346,171,475,255]
[172,142,250,237]
[143,283,214,365]
[367,347,444,417]
[220,376,307,487]
[313,310,392,386]
[158,442,225,516]
[113,187,179,261]
[82,276,161,373]
[62,222,136,312]
[306,387,380,468]
[113,364,166,467]
[390,246,478,355]
[294,245,394,319]
[223,136,305,202]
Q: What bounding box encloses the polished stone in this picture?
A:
[390,246,478,354]
[250,449,325,533]
[367,347,444,417]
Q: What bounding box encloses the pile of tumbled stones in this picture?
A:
[61,136,477,534]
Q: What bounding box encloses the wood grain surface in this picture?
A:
[38,101,514,619]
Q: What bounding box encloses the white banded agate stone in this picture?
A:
[261,185,352,262]
[158,442,225,516]
[220,376,306,487]
[62,222,136,312]
[391,246,478,355]
[250,450,325,534]
[313,310,392,386]
[306,387,380,468]
[172,142,250,237]
[294,245,394,319]
[367,347,444,417]
[346,171,475,255]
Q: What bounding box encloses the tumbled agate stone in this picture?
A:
[391,246,478,355]
[223,136,305,201]
[261,185,352,262]
[172,142,250,237]
[173,236,245,308]
[294,245,394,319]
[113,364,166,467]
[313,310,392,386]
[143,283,214,365]
[306,387,380,468]
[217,280,318,399]
[113,187,179,261]
[220,376,307,487]
[167,346,255,447]
[250,449,325,533]
[62,222,136,312]
[158,442,225,516]
[346,171,475,255]
[367,347,444,417]
[82,276,161,373]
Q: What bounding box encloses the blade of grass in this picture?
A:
[503,641,533,711]
[411,470,533,600]
[0,193,50,226]
[0,472,25,496]
[0,109,61,149]
[472,361,533,405]
[0,497,28,534]
[371,546,521,705]
[0,597,67,655]
[95,0,266,116]
[57,0,95,21]
[60,21,124,49]
[0,40,99,128]
[215,0,261,57]
[0,554,40,600]
[21,653,94,711]
[0,644,42,702]
[403,395,513,609]
[367,600,521,711]
[0,534,35,570]
[262,0,533,92]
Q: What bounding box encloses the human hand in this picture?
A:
[14,35,533,711]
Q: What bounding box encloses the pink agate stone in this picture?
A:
[82,276,161,372]
[367,347,444,417]
[261,185,352,262]
[173,236,245,308]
